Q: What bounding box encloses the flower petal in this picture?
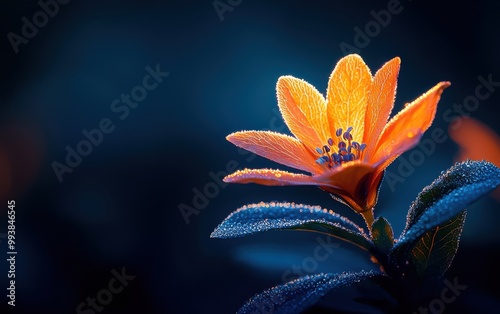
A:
[327,54,372,142]
[372,81,451,170]
[449,117,500,166]
[227,131,322,174]
[363,57,400,157]
[449,117,500,202]
[276,76,329,149]
[315,162,381,213]
[223,168,318,186]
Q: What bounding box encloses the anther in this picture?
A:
[332,153,340,163]
[343,131,353,141]
[315,127,367,169]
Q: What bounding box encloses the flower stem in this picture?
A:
[361,209,374,234]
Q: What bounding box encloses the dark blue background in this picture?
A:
[1,0,500,313]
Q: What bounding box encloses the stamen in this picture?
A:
[332,153,340,163]
[343,131,353,141]
[314,126,368,169]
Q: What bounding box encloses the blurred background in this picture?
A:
[1,0,500,313]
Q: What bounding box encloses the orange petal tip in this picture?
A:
[439,81,452,88]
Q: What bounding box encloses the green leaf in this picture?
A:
[388,161,500,276]
[400,161,499,241]
[391,161,500,255]
[371,216,394,254]
[410,210,466,278]
[211,201,374,252]
[237,271,380,314]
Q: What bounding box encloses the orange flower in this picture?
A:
[224,54,450,226]
[449,117,500,201]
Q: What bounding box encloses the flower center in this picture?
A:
[315,127,366,168]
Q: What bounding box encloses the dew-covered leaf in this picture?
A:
[237,271,379,314]
[391,161,500,264]
[409,211,466,278]
[211,202,373,251]
[401,160,499,238]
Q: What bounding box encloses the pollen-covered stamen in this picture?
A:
[315,126,367,168]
